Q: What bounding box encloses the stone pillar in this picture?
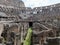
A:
[18,23,21,45]
[21,23,24,44]
[0,23,4,37]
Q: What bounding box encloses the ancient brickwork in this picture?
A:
[0,0,60,45]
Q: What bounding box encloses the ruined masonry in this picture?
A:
[0,0,60,45]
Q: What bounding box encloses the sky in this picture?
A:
[22,0,60,8]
